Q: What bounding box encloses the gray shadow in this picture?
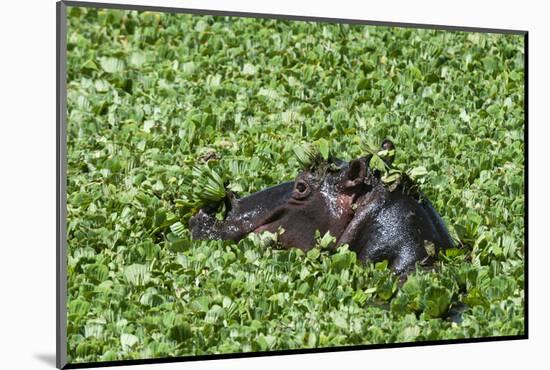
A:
[34,353,57,367]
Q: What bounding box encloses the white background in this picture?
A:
[0,0,547,369]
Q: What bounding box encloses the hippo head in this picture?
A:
[189,142,393,251]
[252,157,370,248]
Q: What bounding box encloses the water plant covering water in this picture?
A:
[65,7,525,363]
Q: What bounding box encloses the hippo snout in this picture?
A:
[189,206,254,241]
[189,209,218,240]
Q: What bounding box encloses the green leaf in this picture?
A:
[423,286,451,318]
[369,154,387,173]
[123,264,150,286]
[100,350,118,362]
[84,322,104,339]
[401,325,421,341]
[81,59,98,71]
[181,61,196,75]
[317,138,330,160]
[169,319,192,342]
[87,263,109,283]
[407,166,428,180]
[99,57,125,73]
[292,142,318,168]
[170,222,186,238]
[128,51,146,68]
[120,333,139,350]
[242,63,257,75]
[68,299,90,318]
[382,170,402,184]
[333,313,348,329]
[318,230,336,249]
[143,120,155,133]
[256,334,277,351]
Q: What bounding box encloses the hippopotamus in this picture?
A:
[189,140,454,274]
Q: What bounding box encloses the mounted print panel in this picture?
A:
[57,1,527,368]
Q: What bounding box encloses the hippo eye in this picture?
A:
[293,180,310,199]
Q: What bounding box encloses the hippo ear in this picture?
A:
[344,159,367,190]
[380,139,396,165]
[381,139,395,151]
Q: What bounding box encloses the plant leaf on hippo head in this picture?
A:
[292,140,344,177]
[316,138,330,161]
[177,165,228,213]
[292,141,319,169]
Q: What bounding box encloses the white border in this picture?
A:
[2,1,547,369]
